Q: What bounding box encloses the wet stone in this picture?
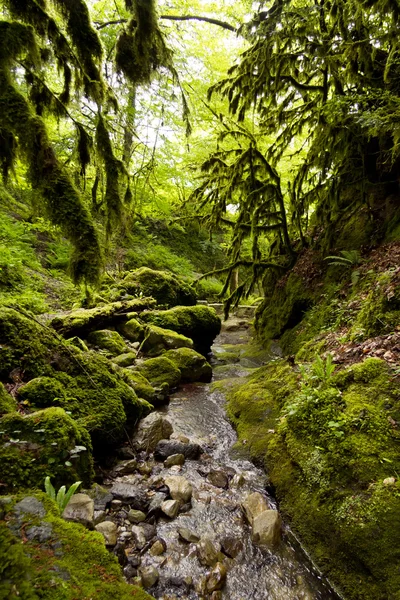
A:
[177,527,200,543]
[206,562,227,593]
[197,536,221,567]
[112,459,137,476]
[252,509,282,547]
[132,412,174,452]
[140,565,159,589]
[220,535,243,558]
[148,492,167,516]
[140,522,157,541]
[123,564,137,580]
[207,469,229,489]
[161,499,180,519]
[94,510,106,525]
[150,539,166,556]
[164,453,185,467]
[128,509,146,523]
[113,541,128,566]
[110,483,149,511]
[242,491,269,525]
[131,526,147,549]
[155,439,202,461]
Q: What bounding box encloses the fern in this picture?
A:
[44,477,81,512]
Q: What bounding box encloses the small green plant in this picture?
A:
[44,476,81,512]
[299,353,336,388]
[324,249,362,267]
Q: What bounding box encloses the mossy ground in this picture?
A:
[0,492,153,600]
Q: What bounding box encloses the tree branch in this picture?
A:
[95,15,237,32]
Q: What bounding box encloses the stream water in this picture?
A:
[120,321,343,600]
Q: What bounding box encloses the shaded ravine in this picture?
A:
[123,322,343,599]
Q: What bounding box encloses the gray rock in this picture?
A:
[63,493,94,528]
[161,499,180,518]
[155,439,202,460]
[148,492,167,516]
[128,509,146,523]
[149,539,166,556]
[206,470,229,489]
[112,459,137,476]
[26,523,53,543]
[131,526,147,550]
[14,497,45,519]
[242,492,269,525]
[95,521,118,546]
[230,473,245,488]
[132,412,173,452]
[206,562,227,593]
[94,510,107,525]
[123,564,137,579]
[86,483,113,511]
[164,475,193,503]
[252,509,282,547]
[197,536,221,567]
[177,527,200,543]
[164,453,185,467]
[139,522,157,541]
[140,565,159,589]
[110,483,148,511]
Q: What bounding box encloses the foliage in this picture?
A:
[44,476,81,512]
[324,250,362,267]
[299,354,336,389]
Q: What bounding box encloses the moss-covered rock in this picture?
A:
[140,325,193,357]
[141,305,221,355]
[50,297,156,337]
[18,377,66,409]
[164,348,212,383]
[0,492,154,600]
[120,369,157,404]
[111,352,136,367]
[222,357,400,600]
[0,382,16,415]
[117,317,145,342]
[135,356,181,392]
[0,308,151,452]
[0,407,93,493]
[87,329,129,356]
[120,267,197,307]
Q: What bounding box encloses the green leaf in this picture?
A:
[44,476,56,500]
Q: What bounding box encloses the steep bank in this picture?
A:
[220,242,400,600]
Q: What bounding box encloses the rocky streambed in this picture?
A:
[78,319,342,600]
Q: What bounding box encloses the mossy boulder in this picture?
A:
[140,325,193,357]
[120,369,157,403]
[0,407,93,493]
[0,492,153,600]
[223,357,400,600]
[135,356,181,392]
[121,267,197,307]
[0,382,16,415]
[141,305,221,355]
[0,308,151,452]
[87,329,129,356]
[111,352,136,367]
[18,377,66,409]
[164,348,212,383]
[117,317,145,342]
[50,297,156,337]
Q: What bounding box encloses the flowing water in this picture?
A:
[126,321,343,600]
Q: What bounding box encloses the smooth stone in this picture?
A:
[170,433,190,443]
[177,527,200,543]
[113,459,137,475]
[149,539,166,556]
[242,492,269,525]
[197,536,221,567]
[164,453,185,467]
[63,493,94,529]
[155,439,202,460]
[123,564,137,579]
[94,510,107,525]
[252,509,282,547]
[95,521,118,546]
[164,476,193,503]
[148,492,167,516]
[230,473,245,488]
[132,412,173,452]
[140,565,159,589]
[161,499,180,518]
[207,469,229,489]
[128,509,146,524]
[139,522,157,541]
[206,562,227,593]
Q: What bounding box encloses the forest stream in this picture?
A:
[107,319,343,600]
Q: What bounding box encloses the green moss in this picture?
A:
[140,305,221,354]
[0,407,93,492]
[111,352,136,367]
[117,317,145,342]
[135,356,181,391]
[0,382,16,414]
[140,324,193,357]
[87,329,128,356]
[120,369,156,403]
[121,267,197,308]
[18,377,66,409]
[0,492,154,600]
[223,358,400,599]
[164,347,212,383]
